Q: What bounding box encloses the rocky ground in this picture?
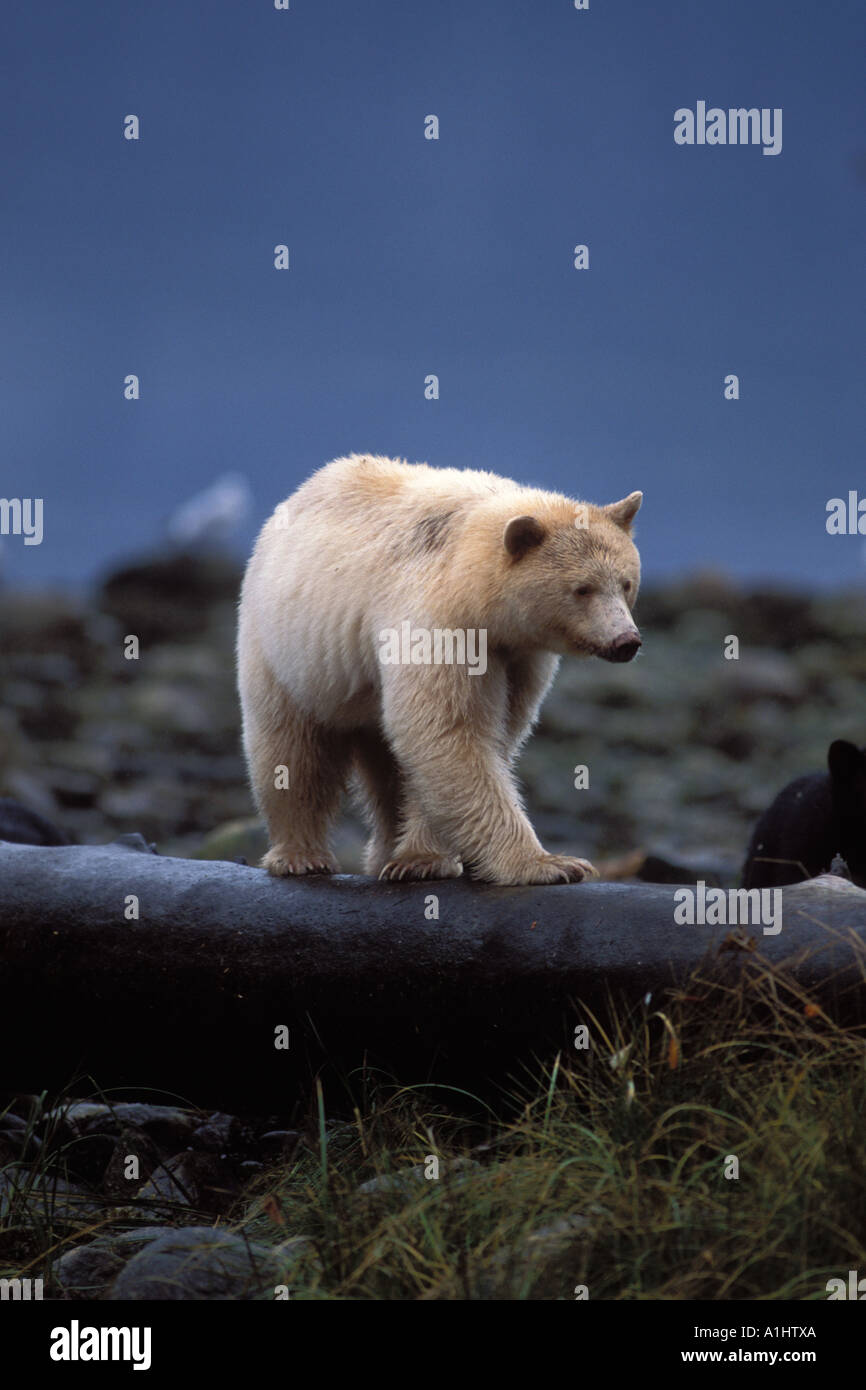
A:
[0,1096,318,1299]
[1,549,864,883]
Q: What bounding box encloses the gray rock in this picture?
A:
[359,1157,480,1196]
[53,1228,172,1296]
[0,1167,105,1228]
[135,1153,239,1216]
[54,1243,127,1296]
[45,1103,195,1190]
[0,591,104,669]
[0,771,63,825]
[48,769,101,810]
[128,683,219,740]
[100,1131,163,1197]
[109,1227,283,1301]
[99,781,194,834]
[0,1111,30,1141]
[0,797,71,846]
[259,1130,305,1159]
[0,1111,41,1164]
[476,1213,592,1298]
[62,1130,125,1187]
[191,1112,239,1152]
[49,1102,195,1146]
[715,649,806,704]
[97,550,242,646]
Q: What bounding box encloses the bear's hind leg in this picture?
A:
[381,779,464,881]
[380,797,464,882]
[352,728,462,880]
[351,728,402,875]
[243,664,349,876]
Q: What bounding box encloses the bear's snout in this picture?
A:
[605,630,642,663]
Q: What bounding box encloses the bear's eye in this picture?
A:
[623,580,632,593]
[574,584,593,598]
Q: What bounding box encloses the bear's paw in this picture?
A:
[262,848,340,877]
[493,853,598,886]
[378,855,464,882]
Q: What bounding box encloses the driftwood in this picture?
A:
[2,837,866,1107]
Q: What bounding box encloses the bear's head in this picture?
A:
[496,491,642,662]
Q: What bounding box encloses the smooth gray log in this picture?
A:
[2,838,865,1108]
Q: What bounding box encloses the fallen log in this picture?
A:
[1,837,866,1108]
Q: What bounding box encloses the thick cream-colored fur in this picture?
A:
[236,454,642,886]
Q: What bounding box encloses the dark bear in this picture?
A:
[742,740,866,889]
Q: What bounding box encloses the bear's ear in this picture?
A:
[604,491,643,532]
[828,740,866,783]
[504,514,547,559]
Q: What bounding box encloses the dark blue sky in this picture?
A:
[2,0,864,588]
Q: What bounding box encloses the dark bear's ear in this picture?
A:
[827,740,866,782]
[604,492,643,533]
[504,515,546,559]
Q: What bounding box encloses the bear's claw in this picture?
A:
[491,853,599,886]
[379,855,463,882]
[263,848,339,877]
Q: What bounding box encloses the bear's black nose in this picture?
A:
[608,632,642,663]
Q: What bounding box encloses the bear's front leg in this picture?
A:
[381,663,597,886]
